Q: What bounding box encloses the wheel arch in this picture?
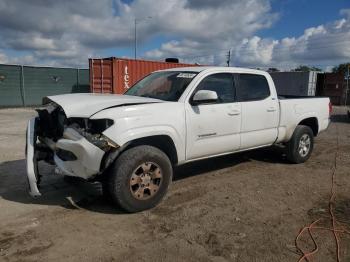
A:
[297,117,319,136]
[123,135,179,165]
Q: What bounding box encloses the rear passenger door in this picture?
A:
[237,73,279,149]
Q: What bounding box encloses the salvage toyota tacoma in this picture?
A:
[26,67,331,212]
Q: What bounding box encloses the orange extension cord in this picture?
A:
[295,124,350,262]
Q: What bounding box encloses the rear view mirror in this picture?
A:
[192,90,218,105]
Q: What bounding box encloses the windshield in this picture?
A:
[125,71,198,101]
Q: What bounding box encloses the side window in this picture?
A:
[195,73,235,103]
[237,74,270,101]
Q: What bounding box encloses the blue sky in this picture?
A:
[0,0,349,70]
[100,0,350,59]
[264,0,350,38]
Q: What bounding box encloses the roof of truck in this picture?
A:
[157,66,268,75]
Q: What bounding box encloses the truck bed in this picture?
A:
[278,95,328,99]
[276,96,330,143]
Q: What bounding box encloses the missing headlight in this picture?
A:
[65,118,116,152]
[88,119,114,134]
[67,118,114,134]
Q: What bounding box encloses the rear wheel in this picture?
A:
[105,145,173,213]
[286,125,314,164]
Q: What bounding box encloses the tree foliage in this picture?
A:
[292,65,322,72]
[332,63,350,73]
[267,67,280,72]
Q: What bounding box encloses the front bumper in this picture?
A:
[25,117,106,197]
[53,128,105,179]
[25,118,41,197]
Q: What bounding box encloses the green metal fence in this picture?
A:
[0,64,89,107]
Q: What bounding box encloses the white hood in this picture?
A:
[45,93,162,118]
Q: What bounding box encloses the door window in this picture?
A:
[237,74,270,101]
[194,73,235,103]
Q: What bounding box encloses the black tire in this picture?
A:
[286,125,314,164]
[105,145,173,213]
[101,176,115,201]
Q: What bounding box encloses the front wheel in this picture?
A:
[286,125,314,164]
[105,145,173,213]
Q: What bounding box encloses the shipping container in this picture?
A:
[316,72,347,105]
[269,71,318,97]
[89,57,197,94]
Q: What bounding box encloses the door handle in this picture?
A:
[267,107,276,112]
[228,110,241,116]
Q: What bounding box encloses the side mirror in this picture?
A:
[192,90,218,105]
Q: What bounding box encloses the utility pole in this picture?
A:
[226,50,231,67]
[345,64,350,106]
[134,19,137,60]
[134,16,152,60]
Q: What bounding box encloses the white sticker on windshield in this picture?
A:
[177,73,196,78]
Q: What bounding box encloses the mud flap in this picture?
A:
[25,117,41,197]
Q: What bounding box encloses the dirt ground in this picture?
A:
[0,106,349,262]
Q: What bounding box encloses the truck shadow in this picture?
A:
[331,114,350,123]
[0,146,288,214]
[0,159,126,215]
[174,146,287,181]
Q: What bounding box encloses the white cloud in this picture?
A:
[0,0,128,67]
[146,8,350,70]
[229,9,350,69]
[6,34,56,50]
[0,1,348,70]
[0,51,36,66]
[0,52,8,64]
[144,0,277,64]
[233,37,278,65]
[0,0,277,67]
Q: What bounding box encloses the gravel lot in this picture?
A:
[0,106,349,262]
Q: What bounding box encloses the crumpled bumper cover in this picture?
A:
[26,117,41,197]
[25,118,106,197]
[54,128,105,179]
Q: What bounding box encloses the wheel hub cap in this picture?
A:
[298,134,311,157]
[140,175,151,185]
[129,162,163,200]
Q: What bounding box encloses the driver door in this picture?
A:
[185,73,241,160]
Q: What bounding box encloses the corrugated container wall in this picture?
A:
[89,58,197,94]
[0,65,23,106]
[269,71,318,96]
[0,64,89,107]
[316,72,346,105]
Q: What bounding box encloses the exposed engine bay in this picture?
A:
[36,103,116,152]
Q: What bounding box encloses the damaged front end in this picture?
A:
[25,102,119,197]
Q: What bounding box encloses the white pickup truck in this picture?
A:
[26,67,331,212]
